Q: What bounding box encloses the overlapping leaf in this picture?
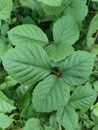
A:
[45,44,74,62]
[2,44,51,86]
[0,0,12,20]
[13,85,30,109]
[0,113,13,129]
[42,4,64,15]
[56,106,78,130]
[93,81,98,92]
[20,0,43,13]
[24,118,43,130]
[0,91,16,113]
[20,0,39,10]
[69,86,97,110]
[63,0,88,22]
[8,24,48,46]
[53,15,80,45]
[24,118,56,130]
[45,126,56,130]
[59,51,94,85]
[33,75,70,112]
[0,38,9,58]
[92,0,98,1]
[36,0,62,6]
[0,69,7,84]
[87,14,98,48]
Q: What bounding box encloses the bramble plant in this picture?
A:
[0,0,98,130]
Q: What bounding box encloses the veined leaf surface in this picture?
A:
[33,75,70,112]
[59,51,94,85]
[2,44,51,86]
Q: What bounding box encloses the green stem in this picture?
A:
[59,124,62,130]
[88,0,91,6]
[89,30,98,52]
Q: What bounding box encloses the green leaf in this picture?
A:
[64,0,88,22]
[93,81,98,92]
[13,85,30,109]
[59,51,94,85]
[0,0,12,20]
[3,76,17,88]
[49,115,58,129]
[2,44,51,86]
[20,0,39,10]
[53,15,80,45]
[45,126,56,130]
[83,119,95,129]
[42,4,64,15]
[91,103,98,117]
[69,86,97,110]
[56,106,78,130]
[0,69,7,84]
[8,24,48,47]
[33,75,70,112]
[87,14,98,48]
[91,44,98,57]
[92,0,98,2]
[21,104,37,119]
[92,125,98,130]
[24,118,43,130]
[20,0,42,13]
[45,44,74,62]
[36,0,62,6]
[0,76,17,91]
[1,24,9,36]
[0,113,13,129]
[0,91,16,113]
[0,42,11,58]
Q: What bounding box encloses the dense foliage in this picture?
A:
[0,0,98,130]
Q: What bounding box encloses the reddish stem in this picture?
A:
[51,70,62,77]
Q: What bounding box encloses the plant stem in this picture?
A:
[89,30,98,52]
[88,0,91,6]
[51,70,62,77]
[37,112,40,118]
[59,124,62,130]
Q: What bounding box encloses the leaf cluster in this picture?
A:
[0,0,98,130]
